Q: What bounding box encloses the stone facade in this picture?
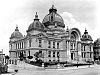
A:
[9,5,94,64]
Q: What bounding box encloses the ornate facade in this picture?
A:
[9,5,94,64]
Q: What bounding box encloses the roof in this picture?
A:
[27,12,45,32]
[10,26,23,39]
[42,5,65,28]
[81,29,93,41]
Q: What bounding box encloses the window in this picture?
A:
[49,60,51,62]
[90,46,91,51]
[48,41,51,48]
[29,50,30,56]
[57,42,59,49]
[82,53,84,58]
[39,39,42,47]
[57,51,60,57]
[84,46,85,51]
[22,42,23,49]
[74,43,75,49]
[53,42,55,48]
[16,44,17,49]
[10,44,12,49]
[18,43,19,49]
[16,52,17,57]
[29,39,32,47]
[48,51,51,57]
[70,43,73,49]
[53,51,55,57]
[20,42,21,49]
[84,53,86,58]
[90,53,91,58]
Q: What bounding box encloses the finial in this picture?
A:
[84,28,88,34]
[49,4,57,13]
[66,26,69,32]
[15,25,19,31]
[52,5,54,8]
[34,12,39,20]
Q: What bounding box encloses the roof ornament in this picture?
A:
[84,28,88,34]
[66,26,69,32]
[34,12,39,20]
[49,5,57,13]
[15,25,19,31]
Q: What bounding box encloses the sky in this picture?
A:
[0,0,100,55]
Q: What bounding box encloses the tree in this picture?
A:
[5,55,9,64]
[34,51,43,62]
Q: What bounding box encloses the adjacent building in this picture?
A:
[9,5,94,64]
[93,38,100,61]
[0,50,5,65]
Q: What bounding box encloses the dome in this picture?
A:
[10,26,23,39]
[94,38,100,45]
[42,5,65,28]
[27,12,45,32]
[81,29,93,41]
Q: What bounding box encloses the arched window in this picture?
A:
[48,41,51,48]
[57,42,59,49]
[53,42,55,48]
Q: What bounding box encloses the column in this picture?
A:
[67,41,71,61]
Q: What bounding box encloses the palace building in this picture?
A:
[9,5,94,64]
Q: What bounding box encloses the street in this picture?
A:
[5,61,100,75]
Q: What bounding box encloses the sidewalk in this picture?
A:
[1,62,99,75]
[45,64,99,71]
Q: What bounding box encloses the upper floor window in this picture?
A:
[11,44,12,49]
[57,42,59,49]
[18,43,19,49]
[57,51,60,57]
[39,39,42,47]
[90,46,91,51]
[53,42,55,48]
[20,42,21,49]
[29,39,32,47]
[70,43,73,49]
[16,44,17,49]
[53,51,55,57]
[48,51,51,57]
[22,42,23,49]
[48,41,51,48]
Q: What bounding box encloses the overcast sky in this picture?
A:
[0,0,99,55]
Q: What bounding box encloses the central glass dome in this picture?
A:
[42,5,65,28]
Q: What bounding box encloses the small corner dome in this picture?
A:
[94,38,100,45]
[10,26,23,39]
[81,29,93,41]
[42,5,65,28]
[27,12,45,32]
